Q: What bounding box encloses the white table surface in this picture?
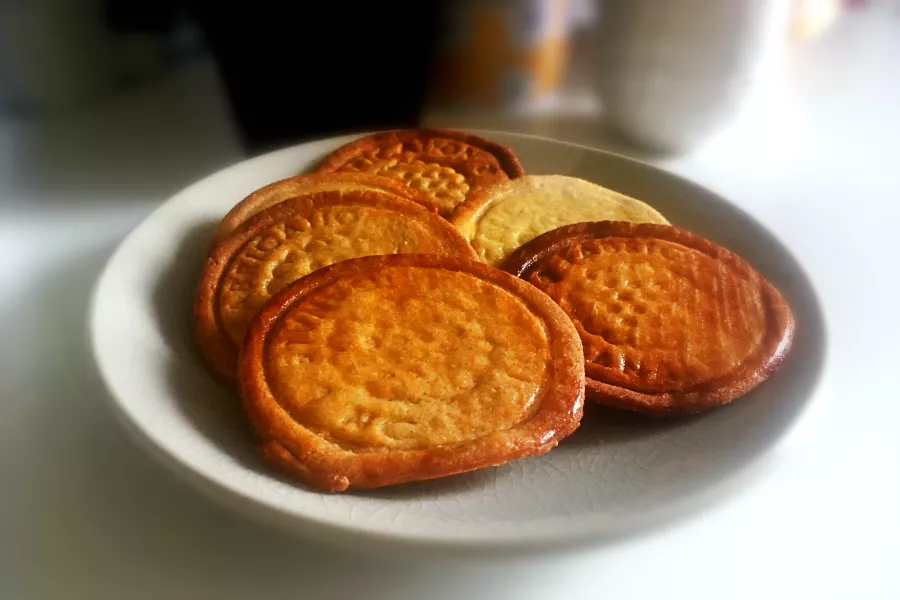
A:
[4,9,899,599]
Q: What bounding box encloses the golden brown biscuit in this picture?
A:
[210,173,439,247]
[503,221,794,416]
[452,175,669,267]
[195,190,477,383]
[239,254,585,492]
[315,129,525,217]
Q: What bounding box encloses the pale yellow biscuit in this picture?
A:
[451,175,669,266]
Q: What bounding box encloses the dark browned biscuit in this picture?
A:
[314,129,525,217]
[239,254,585,492]
[503,221,794,416]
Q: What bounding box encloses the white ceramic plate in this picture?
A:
[90,131,825,552]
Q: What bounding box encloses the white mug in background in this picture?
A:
[596,0,791,153]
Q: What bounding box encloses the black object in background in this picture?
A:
[187,2,443,154]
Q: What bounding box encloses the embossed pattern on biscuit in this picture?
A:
[359,160,471,215]
[331,139,497,216]
[214,194,474,349]
[196,190,479,384]
[529,237,767,394]
[238,254,585,491]
[504,221,794,416]
[211,173,440,247]
[266,266,550,451]
[316,131,524,217]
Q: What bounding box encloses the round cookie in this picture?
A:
[239,254,585,491]
[503,221,794,416]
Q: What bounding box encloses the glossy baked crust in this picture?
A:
[210,172,439,247]
[238,254,585,491]
[314,129,525,217]
[450,174,670,266]
[503,221,794,416]
[195,190,477,384]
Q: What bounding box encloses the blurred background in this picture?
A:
[2,0,885,223]
[2,0,891,236]
[0,0,865,153]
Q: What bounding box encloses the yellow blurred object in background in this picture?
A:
[791,0,842,41]
[432,0,572,110]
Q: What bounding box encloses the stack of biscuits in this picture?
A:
[194,129,794,492]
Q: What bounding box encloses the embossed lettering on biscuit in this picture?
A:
[238,254,585,491]
[211,172,440,247]
[195,190,477,383]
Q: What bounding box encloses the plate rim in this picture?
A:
[89,129,828,552]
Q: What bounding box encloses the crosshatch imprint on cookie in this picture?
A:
[266,267,551,452]
[531,237,768,391]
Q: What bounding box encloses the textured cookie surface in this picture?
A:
[452,175,669,266]
[195,190,476,383]
[503,221,794,416]
[315,129,524,217]
[211,172,438,246]
[239,254,585,492]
